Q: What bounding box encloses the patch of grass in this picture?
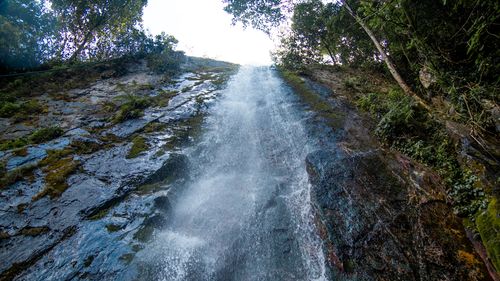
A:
[0,100,45,120]
[181,86,193,93]
[33,157,80,200]
[70,139,101,154]
[88,207,111,220]
[343,76,361,90]
[0,161,5,177]
[127,136,149,159]
[0,164,37,189]
[39,149,73,167]
[112,95,151,124]
[0,102,21,117]
[119,253,135,264]
[0,231,10,240]
[0,138,28,151]
[151,90,176,107]
[0,126,62,152]
[83,255,95,267]
[29,127,64,144]
[356,92,385,116]
[17,203,27,213]
[136,182,164,195]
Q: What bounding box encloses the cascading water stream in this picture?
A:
[135,66,328,281]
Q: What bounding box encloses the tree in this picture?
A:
[223,0,431,108]
[0,0,57,71]
[51,0,148,61]
[340,0,429,109]
[286,0,379,66]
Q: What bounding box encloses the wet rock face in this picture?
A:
[306,149,492,280]
[143,153,189,185]
[298,75,493,280]
[0,58,238,280]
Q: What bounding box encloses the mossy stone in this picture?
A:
[476,198,500,272]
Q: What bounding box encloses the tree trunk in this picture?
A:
[69,31,92,62]
[340,0,430,110]
[321,39,337,65]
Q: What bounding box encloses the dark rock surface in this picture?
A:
[299,77,493,280]
[0,58,237,280]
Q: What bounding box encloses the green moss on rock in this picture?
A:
[133,225,154,242]
[105,224,123,233]
[127,136,149,159]
[33,157,80,200]
[112,95,151,124]
[29,127,64,144]
[20,226,49,236]
[280,69,345,128]
[0,164,37,189]
[476,198,500,272]
[0,138,28,151]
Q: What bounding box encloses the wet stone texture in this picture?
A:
[299,77,493,280]
[0,58,237,280]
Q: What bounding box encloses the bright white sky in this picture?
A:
[142,0,275,65]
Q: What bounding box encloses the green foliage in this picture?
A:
[356,93,384,115]
[70,139,101,154]
[29,127,64,144]
[0,0,182,73]
[354,86,489,221]
[0,0,57,71]
[51,0,148,61]
[0,99,44,119]
[145,33,185,74]
[0,102,21,117]
[450,172,487,218]
[0,127,63,152]
[0,138,28,151]
[222,0,285,32]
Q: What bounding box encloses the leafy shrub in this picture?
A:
[356,93,385,116]
[356,87,489,221]
[450,172,487,218]
[375,95,418,143]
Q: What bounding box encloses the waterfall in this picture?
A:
[135,66,328,281]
